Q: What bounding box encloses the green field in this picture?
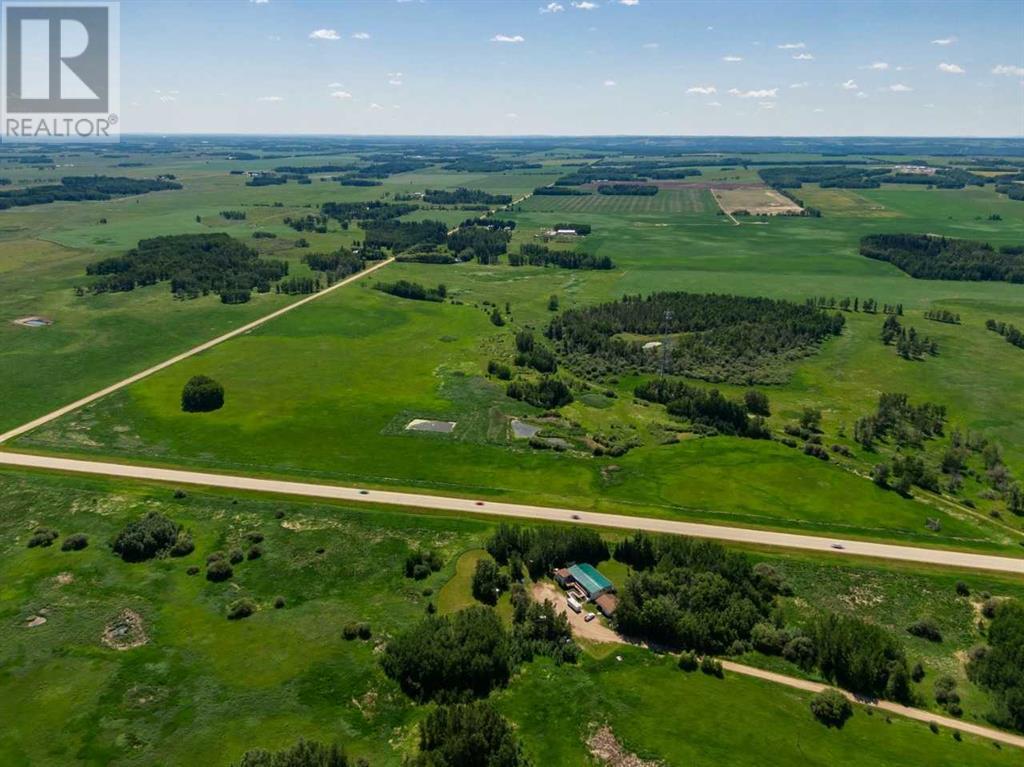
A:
[2,470,1021,766]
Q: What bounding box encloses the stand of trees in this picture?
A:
[411,702,531,767]
[634,378,770,438]
[303,248,366,282]
[597,183,658,196]
[320,200,418,227]
[968,600,1024,731]
[860,234,1024,283]
[0,175,180,210]
[374,280,447,302]
[508,244,613,270]
[532,186,590,196]
[813,613,913,703]
[612,533,778,652]
[548,292,845,385]
[924,309,960,324]
[85,234,288,302]
[363,219,448,252]
[853,392,946,451]
[881,315,938,359]
[447,226,510,263]
[423,188,512,205]
[112,512,192,562]
[233,738,350,767]
[506,377,573,409]
[486,523,608,580]
[442,157,542,172]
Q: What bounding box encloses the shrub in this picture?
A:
[227,598,257,620]
[934,675,960,707]
[27,527,59,548]
[61,533,89,551]
[206,559,233,582]
[911,662,925,682]
[187,565,200,575]
[955,581,970,597]
[405,549,444,579]
[169,532,194,557]
[357,622,372,640]
[678,651,698,671]
[700,656,724,678]
[229,548,244,564]
[342,622,359,640]
[247,545,263,560]
[112,512,180,562]
[245,532,265,544]
[274,596,286,609]
[173,489,187,499]
[907,618,943,643]
[783,635,817,671]
[181,374,225,412]
[980,598,999,619]
[810,688,853,728]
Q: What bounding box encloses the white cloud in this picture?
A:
[938,62,965,74]
[388,79,403,86]
[992,64,1024,77]
[603,79,616,86]
[506,112,519,118]
[491,34,525,43]
[813,107,824,113]
[864,62,889,70]
[309,29,340,41]
[642,42,659,49]
[857,91,868,99]
[352,32,371,40]
[792,53,814,60]
[758,101,776,109]
[572,1,598,8]
[931,36,956,45]
[330,90,353,99]
[728,87,777,98]
[620,0,640,5]
[841,79,858,90]
[256,95,283,102]
[540,2,564,12]
[250,0,269,4]
[888,83,912,92]
[707,101,722,107]
[158,94,176,103]
[722,55,743,62]
[789,82,808,89]
[328,82,344,88]
[388,72,404,78]
[687,85,716,94]
[777,42,805,49]
[369,102,383,110]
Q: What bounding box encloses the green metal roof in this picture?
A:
[568,563,613,596]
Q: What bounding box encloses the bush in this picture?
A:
[810,688,853,728]
[27,527,59,548]
[187,565,200,575]
[229,548,245,564]
[247,545,263,560]
[700,656,724,678]
[61,533,89,551]
[357,622,372,640]
[112,512,180,562]
[405,549,444,579]
[934,675,960,707]
[678,651,698,671]
[181,375,225,412]
[907,618,943,643]
[206,559,234,582]
[783,635,817,671]
[955,581,970,597]
[170,532,194,557]
[274,596,286,609]
[227,598,257,620]
[245,532,265,544]
[342,622,359,640]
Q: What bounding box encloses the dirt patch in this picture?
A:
[587,725,661,767]
[712,186,803,216]
[24,615,47,628]
[12,315,53,327]
[531,582,620,644]
[54,572,74,586]
[101,609,148,650]
[405,418,457,434]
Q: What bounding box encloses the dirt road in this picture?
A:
[0,258,394,445]
[1,451,1023,576]
[531,581,619,643]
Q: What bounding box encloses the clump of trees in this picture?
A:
[0,175,181,211]
[112,512,191,562]
[447,226,511,263]
[611,533,779,653]
[220,210,246,220]
[860,234,1024,283]
[924,309,960,324]
[508,244,614,270]
[597,184,658,196]
[228,598,257,620]
[321,200,418,227]
[986,318,1024,351]
[881,315,937,360]
[506,377,573,409]
[182,375,225,412]
[968,599,1024,731]
[635,378,770,439]
[380,606,512,702]
[405,549,444,580]
[423,188,512,205]
[514,331,558,373]
[814,613,913,703]
[363,219,448,252]
[487,523,608,580]
[85,233,288,302]
[509,584,579,664]
[411,701,530,767]
[374,280,447,302]
[27,527,59,548]
[233,738,350,767]
[547,292,844,385]
[61,533,89,551]
[472,558,509,605]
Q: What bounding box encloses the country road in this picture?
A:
[0,258,394,446]
[2,451,1023,575]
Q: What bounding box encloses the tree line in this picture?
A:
[423,187,512,205]
[508,244,613,270]
[597,183,658,196]
[0,175,180,210]
[634,378,770,438]
[860,234,1024,283]
[986,318,1024,350]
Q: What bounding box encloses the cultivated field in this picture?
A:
[712,185,804,215]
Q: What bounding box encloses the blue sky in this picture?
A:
[122,0,1024,136]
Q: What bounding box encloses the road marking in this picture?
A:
[0,258,394,445]
[1,451,1022,575]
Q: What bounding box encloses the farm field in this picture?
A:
[712,186,804,215]
[2,469,1022,766]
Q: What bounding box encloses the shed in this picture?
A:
[595,593,619,618]
[567,563,613,599]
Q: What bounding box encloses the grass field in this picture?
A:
[2,469,1021,766]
